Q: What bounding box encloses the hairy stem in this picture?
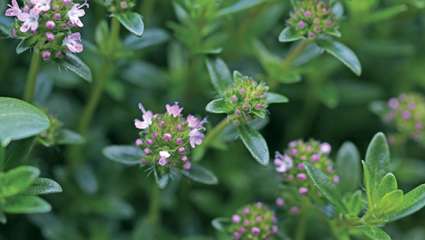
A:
[23,49,41,102]
[148,185,161,225]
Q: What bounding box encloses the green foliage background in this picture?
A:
[1,0,425,239]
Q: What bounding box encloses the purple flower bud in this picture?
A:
[299,187,309,195]
[297,163,305,170]
[333,175,340,184]
[53,13,61,20]
[144,148,151,155]
[255,104,263,110]
[46,21,55,30]
[152,132,158,139]
[181,155,188,162]
[238,227,246,234]
[41,50,51,61]
[231,95,238,103]
[243,207,250,215]
[159,120,166,127]
[320,143,331,154]
[388,98,399,109]
[176,124,183,131]
[297,173,307,181]
[311,154,320,162]
[63,0,71,4]
[163,133,172,142]
[239,88,246,95]
[176,138,183,145]
[46,32,55,41]
[290,148,298,155]
[55,51,63,59]
[298,20,306,29]
[146,139,153,145]
[233,232,241,240]
[290,206,300,215]
[135,139,143,146]
[402,111,411,120]
[178,147,185,154]
[232,214,241,223]
[416,123,423,130]
[243,219,250,225]
[255,216,263,222]
[272,225,279,234]
[275,197,285,207]
[251,227,260,236]
[304,10,312,17]
[158,158,168,166]
[183,161,191,170]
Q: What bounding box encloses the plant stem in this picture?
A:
[295,209,307,240]
[202,117,233,148]
[23,49,41,102]
[0,145,5,172]
[148,185,160,225]
[281,40,311,69]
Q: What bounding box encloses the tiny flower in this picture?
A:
[275,197,285,207]
[183,161,191,170]
[232,214,241,223]
[251,227,260,236]
[298,20,306,29]
[320,143,331,154]
[299,187,309,195]
[53,13,61,20]
[166,103,183,117]
[5,0,21,17]
[31,0,51,14]
[41,50,51,61]
[63,32,84,53]
[67,4,86,27]
[144,148,151,155]
[187,115,206,129]
[46,32,55,41]
[163,133,172,142]
[135,139,143,146]
[189,129,204,148]
[158,151,170,166]
[18,9,39,33]
[45,20,55,29]
[297,173,307,181]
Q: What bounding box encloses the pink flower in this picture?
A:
[135,103,153,129]
[166,103,183,117]
[158,151,170,166]
[5,0,21,17]
[63,32,84,53]
[186,115,206,129]
[232,214,241,223]
[67,4,86,27]
[274,152,293,173]
[320,143,331,154]
[31,0,51,14]
[189,129,204,148]
[18,9,39,33]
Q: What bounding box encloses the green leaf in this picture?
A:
[266,93,289,104]
[336,142,361,193]
[211,217,229,231]
[305,163,347,213]
[344,190,365,216]
[364,133,391,204]
[24,178,63,195]
[354,226,392,240]
[57,129,85,145]
[376,173,398,199]
[16,38,33,54]
[0,212,6,224]
[181,164,218,185]
[205,98,231,114]
[384,184,425,222]
[124,28,169,50]
[317,39,362,76]
[0,166,40,198]
[154,168,169,189]
[206,58,233,94]
[3,196,51,214]
[278,27,303,43]
[237,124,269,165]
[61,53,92,82]
[103,145,144,166]
[375,190,404,215]
[113,12,144,36]
[0,97,50,146]
[218,0,265,16]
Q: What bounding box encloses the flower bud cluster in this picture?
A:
[227,202,279,240]
[107,0,136,13]
[287,0,339,39]
[274,139,338,197]
[134,102,206,173]
[223,72,269,122]
[385,93,425,144]
[5,0,88,61]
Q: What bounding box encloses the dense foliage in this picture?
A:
[1,0,425,239]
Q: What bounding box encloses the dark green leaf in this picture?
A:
[0,212,6,224]
[3,196,51,214]
[211,217,229,231]
[0,166,40,198]
[317,39,362,76]
[24,178,63,195]
[336,142,361,193]
[57,129,85,145]
[113,12,144,36]
[278,27,303,43]
[61,53,92,82]
[124,28,169,50]
[0,97,50,146]
[218,0,265,16]
[305,163,347,213]
[181,164,218,185]
[266,93,289,104]
[206,58,233,94]
[103,145,144,166]
[237,124,269,165]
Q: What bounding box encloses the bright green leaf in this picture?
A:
[0,166,40,198]
[205,98,231,114]
[206,58,233,94]
[384,184,425,222]
[103,145,144,166]
[24,178,63,195]
[237,124,269,165]
[3,196,51,214]
[278,27,303,43]
[375,190,404,215]
[336,142,361,193]
[266,93,289,104]
[376,173,398,199]
[0,97,50,146]
[317,39,362,76]
[354,225,392,240]
[113,12,144,36]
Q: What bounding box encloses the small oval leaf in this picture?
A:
[61,53,92,82]
[237,124,269,165]
[278,27,303,43]
[24,178,63,195]
[113,12,144,36]
[3,196,51,214]
[103,145,144,165]
[266,92,289,104]
[205,98,231,114]
[181,164,218,185]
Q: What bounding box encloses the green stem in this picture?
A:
[202,117,233,148]
[0,145,5,172]
[23,49,41,102]
[281,40,311,69]
[148,185,160,225]
[141,0,155,22]
[295,209,307,240]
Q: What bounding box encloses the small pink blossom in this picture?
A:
[135,103,154,129]
[63,32,84,53]
[158,151,170,166]
[187,115,206,129]
[18,9,39,33]
[166,103,183,117]
[320,143,331,154]
[31,0,51,14]
[67,4,86,27]
[189,129,204,148]
[232,214,241,223]
[5,0,21,17]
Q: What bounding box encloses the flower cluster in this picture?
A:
[107,0,136,13]
[134,102,206,173]
[287,0,339,39]
[5,0,88,61]
[384,93,425,145]
[227,202,279,240]
[223,72,269,122]
[274,140,338,197]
